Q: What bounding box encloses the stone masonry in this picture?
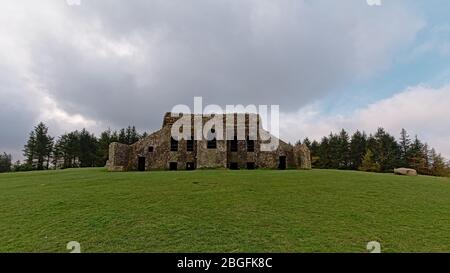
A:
[107,112,311,171]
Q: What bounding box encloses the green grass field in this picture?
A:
[1,168,450,253]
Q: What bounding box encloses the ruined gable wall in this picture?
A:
[108,142,131,171]
[293,144,312,169]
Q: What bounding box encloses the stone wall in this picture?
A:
[294,143,312,169]
[129,126,197,171]
[108,142,131,171]
[196,140,227,169]
[226,140,256,169]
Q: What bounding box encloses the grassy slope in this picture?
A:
[0,168,449,253]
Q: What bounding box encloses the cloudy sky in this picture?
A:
[1,0,450,160]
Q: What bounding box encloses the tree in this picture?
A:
[372,128,401,172]
[408,136,429,175]
[126,126,140,144]
[118,129,127,144]
[23,131,36,166]
[359,149,380,172]
[53,129,102,168]
[53,134,66,169]
[54,131,81,169]
[328,133,341,169]
[337,129,350,169]
[422,143,431,175]
[110,130,119,143]
[78,129,98,167]
[349,130,367,170]
[98,129,113,166]
[116,126,142,145]
[23,122,54,170]
[317,136,331,168]
[302,138,312,149]
[35,122,53,170]
[12,160,33,172]
[310,140,320,168]
[0,153,12,173]
[302,128,449,177]
[429,148,447,177]
[399,128,411,167]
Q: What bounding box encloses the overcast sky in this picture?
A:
[1,0,450,160]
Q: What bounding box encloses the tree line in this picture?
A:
[0,122,147,172]
[300,128,450,177]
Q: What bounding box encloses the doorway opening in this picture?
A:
[278,156,286,170]
[186,162,195,170]
[169,162,178,171]
[229,162,239,170]
[247,162,256,170]
[138,157,146,171]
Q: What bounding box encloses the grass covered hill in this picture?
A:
[0,168,449,253]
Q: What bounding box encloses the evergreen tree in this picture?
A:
[110,130,119,143]
[67,131,81,166]
[328,133,341,169]
[399,128,411,167]
[0,153,12,173]
[337,129,350,169]
[359,149,380,172]
[51,140,60,169]
[54,131,81,169]
[302,138,312,149]
[116,126,141,145]
[366,134,378,156]
[129,126,140,144]
[35,122,53,170]
[372,128,401,172]
[429,148,447,177]
[310,140,320,168]
[408,136,428,175]
[98,129,113,166]
[23,122,54,170]
[54,133,69,169]
[118,128,127,144]
[23,131,36,166]
[78,129,98,167]
[349,130,367,170]
[317,136,331,168]
[422,143,431,175]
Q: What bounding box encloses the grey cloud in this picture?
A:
[0,65,37,159]
[0,0,424,158]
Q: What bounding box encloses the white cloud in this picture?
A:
[39,95,98,131]
[281,84,450,158]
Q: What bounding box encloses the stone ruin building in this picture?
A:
[107,112,311,171]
